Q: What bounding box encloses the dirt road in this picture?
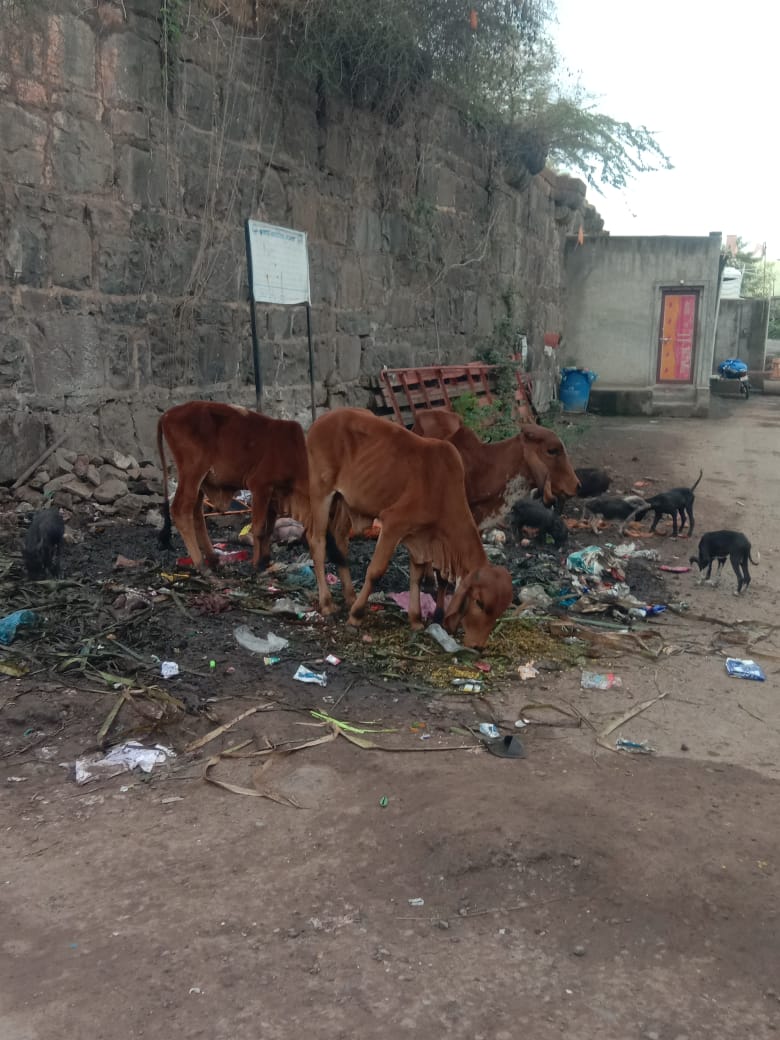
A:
[2,394,779,1040]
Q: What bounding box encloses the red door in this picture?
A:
[657,290,698,383]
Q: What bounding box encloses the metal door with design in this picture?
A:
[657,290,698,383]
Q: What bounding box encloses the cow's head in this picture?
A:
[520,424,580,505]
[443,565,514,650]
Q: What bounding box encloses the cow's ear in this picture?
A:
[520,423,544,442]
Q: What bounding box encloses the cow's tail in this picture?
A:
[157,418,174,550]
[288,454,348,569]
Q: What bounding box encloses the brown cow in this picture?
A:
[306,408,514,649]
[412,409,579,525]
[157,401,310,571]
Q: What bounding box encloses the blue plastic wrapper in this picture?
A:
[725,658,766,682]
[0,609,39,645]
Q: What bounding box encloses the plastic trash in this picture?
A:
[160,661,180,679]
[580,670,622,691]
[616,738,655,754]
[74,741,175,785]
[517,584,552,609]
[325,654,341,666]
[234,626,289,655]
[725,658,766,681]
[284,564,317,588]
[517,660,539,680]
[407,898,425,907]
[270,597,310,618]
[427,623,464,653]
[478,723,500,739]
[0,609,39,645]
[293,665,328,687]
[388,590,440,619]
[451,679,482,693]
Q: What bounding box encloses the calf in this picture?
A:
[157,401,311,571]
[307,408,513,649]
[690,530,759,595]
[412,409,579,525]
[23,507,65,580]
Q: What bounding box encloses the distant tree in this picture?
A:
[722,238,768,299]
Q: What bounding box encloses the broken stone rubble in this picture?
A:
[3,448,165,521]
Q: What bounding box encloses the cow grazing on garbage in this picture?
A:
[411,409,579,525]
[157,401,311,571]
[306,408,514,650]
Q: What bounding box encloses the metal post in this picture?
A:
[244,220,263,412]
[306,301,316,423]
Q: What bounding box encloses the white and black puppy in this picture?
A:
[689,530,758,595]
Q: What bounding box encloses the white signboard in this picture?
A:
[246,220,310,305]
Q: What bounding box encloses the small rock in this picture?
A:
[140,464,163,484]
[59,476,93,501]
[145,508,164,528]
[93,478,129,504]
[104,449,137,471]
[27,470,49,490]
[52,490,74,510]
[680,743,689,752]
[15,501,35,515]
[435,919,450,930]
[114,491,163,515]
[60,449,77,464]
[51,450,74,476]
[99,463,131,482]
[72,454,91,478]
[572,945,586,957]
[43,473,76,496]
[85,465,101,487]
[15,486,44,507]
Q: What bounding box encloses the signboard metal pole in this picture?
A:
[244,220,263,412]
[306,302,316,423]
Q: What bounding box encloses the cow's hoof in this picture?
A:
[320,601,340,617]
[347,609,366,626]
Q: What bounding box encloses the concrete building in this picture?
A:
[563,232,723,416]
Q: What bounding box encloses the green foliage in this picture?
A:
[271,0,670,189]
[159,0,187,100]
[722,238,774,300]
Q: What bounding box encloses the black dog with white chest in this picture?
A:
[629,469,702,537]
[689,530,758,595]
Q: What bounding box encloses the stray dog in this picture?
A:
[23,507,65,580]
[627,469,702,537]
[582,495,649,533]
[689,530,759,595]
[509,498,569,549]
[575,467,611,498]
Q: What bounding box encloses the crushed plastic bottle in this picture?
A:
[427,623,463,653]
[451,679,483,693]
[580,670,622,691]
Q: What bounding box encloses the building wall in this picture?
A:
[563,234,723,391]
[0,0,594,482]
[713,298,770,372]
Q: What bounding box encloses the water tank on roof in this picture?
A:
[720,267,742,299]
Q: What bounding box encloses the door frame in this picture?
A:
[656,288,700,384]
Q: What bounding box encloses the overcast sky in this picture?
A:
[552,0,780,259]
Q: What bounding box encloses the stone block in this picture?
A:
[0,331,34,391]
[351,208,382,253]
[15,486,44,507]
[93,477,129,503]
[51,112,113,193]
[60,475,93,500]
[322,124,349,176]
[108,109,150,141]
[336,260,364,310]
[97,232,147,295]
[48,14,97,91]
[49,215,92,289]
[335,335,362,383]
[180,62,217,133]
[0,103,47,186]
[85,464,102,487]
[32,312,106,394]
[337,312,371,337]
[100,33,163,111]
[116,144,168,209]
[318,201,349,247]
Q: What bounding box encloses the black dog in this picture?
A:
[629,469,702,537]
[575,467,611,498]
[689,530,759,595]
[582,495,649,528]
[509,498,569,549]
[23,507,65,580]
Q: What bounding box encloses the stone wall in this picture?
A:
[0,0,594,482]
[713,298,769,373]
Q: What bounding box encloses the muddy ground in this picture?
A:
[2,395,779,1040]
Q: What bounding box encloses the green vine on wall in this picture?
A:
[159,0,186,106]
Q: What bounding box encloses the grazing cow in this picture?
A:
[307,408,514,649]
[157,401,310,571]
[412,409,579,525]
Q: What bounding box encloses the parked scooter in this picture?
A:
[717,357,750,398]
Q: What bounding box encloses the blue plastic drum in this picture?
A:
[560,368,598,413]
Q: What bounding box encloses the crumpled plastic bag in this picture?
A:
[234,626,289,655]
[74,741,175,786]
[388,591,440,619]
[0,610,39,645]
